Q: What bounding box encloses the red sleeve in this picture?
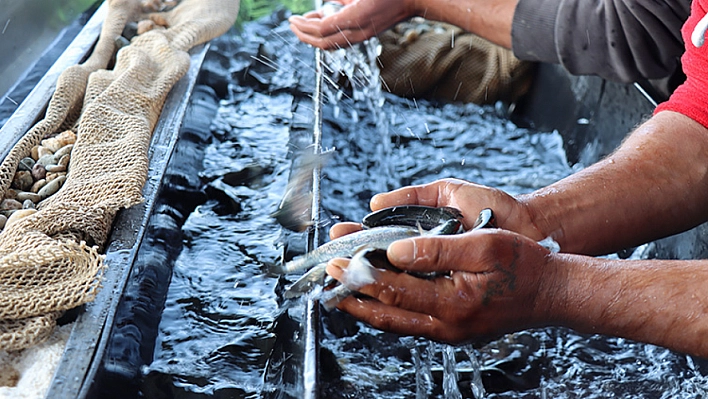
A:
[655,0,708,128]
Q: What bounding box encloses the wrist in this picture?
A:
[532,252,572,327]
[516,191,561,243]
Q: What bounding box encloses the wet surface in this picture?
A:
[101,10,708,399]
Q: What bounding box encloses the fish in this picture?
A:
[271,148,332,232]
[280,219,461,298]
[362,205,464,231]
[277,224,426,274]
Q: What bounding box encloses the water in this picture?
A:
[136,10,708,399]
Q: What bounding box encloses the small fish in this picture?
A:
[282,263,328,299]
[362,205,464,231]
[280,219,461,297]
[278,219,461,275]
[276,224,424,274]
[271,149,332,232]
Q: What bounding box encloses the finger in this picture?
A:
[328,255,442,310]
[301,10,324,18]
[387,233,493,275]
[370,178,468,211]
[329,222,362,239]
[337,296,455,341]
[289,22,368,50]
[289,13,366,43]
[326,257,350,280]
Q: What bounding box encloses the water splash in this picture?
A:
[442,345,463,399]
[320,23,392,192]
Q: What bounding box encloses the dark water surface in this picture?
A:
[139,12,708,399]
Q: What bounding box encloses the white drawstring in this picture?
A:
[691,12,708,47]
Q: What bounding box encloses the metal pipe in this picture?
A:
[303,0,325,395]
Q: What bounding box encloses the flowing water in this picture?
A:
[132,10,708,399]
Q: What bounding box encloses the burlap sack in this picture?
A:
[378,19,534,104]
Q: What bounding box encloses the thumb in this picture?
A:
[387,235,466,274]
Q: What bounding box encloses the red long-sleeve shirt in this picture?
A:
[655,0,708,128]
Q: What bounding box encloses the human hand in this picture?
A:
[330,178,545,240]
[370,178,544,239]
[326,228,562,343]
[288,0,416,50]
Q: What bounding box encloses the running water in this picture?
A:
[319,3,392,192]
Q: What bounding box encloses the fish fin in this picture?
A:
[283,264,328,298]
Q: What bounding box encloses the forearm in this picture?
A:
[544,253,708,357]
[520,111,708,255]
[412,0,516,48]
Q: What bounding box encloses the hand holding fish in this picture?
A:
[325,228,559,344]
[361,178,546,241]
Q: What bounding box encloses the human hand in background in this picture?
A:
[288,0,416,50]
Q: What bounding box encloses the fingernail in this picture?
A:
[388,239,415,265]
[329,257,349,268]
[370,194,381,207]
[326,258,348,279]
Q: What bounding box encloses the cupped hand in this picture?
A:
[326,228,563,344]
[330,178,545,241]
[288,0,416,50]
[370,178,545,240]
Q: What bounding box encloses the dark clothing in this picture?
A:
[511,0,690,84]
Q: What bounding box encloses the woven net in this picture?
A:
[378,19,534,104]
[0,0,238,351]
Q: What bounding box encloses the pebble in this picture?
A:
[31,163,47,180]
[46,164,66,173]
[45,172,66,182]
[37,146,54,159]
[38,175,66,199]
[57,154,70,169]
[54,144,73,159]
[18,157,35,172]
[36,154,55,168]
[5,209,37,229]
[11,171,33,191]
[2,134,76,230]
[30,179,46,194]
[1,198,22,211]
[16,191,41,203]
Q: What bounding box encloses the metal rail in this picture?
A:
[303,0,325,396]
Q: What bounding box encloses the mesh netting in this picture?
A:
[378,19,534,104]
[0,0,238,351]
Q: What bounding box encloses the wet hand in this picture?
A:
[370,178,546,241]
[329,221,363,240]
[288,0,415,50]
[327,228,560,343]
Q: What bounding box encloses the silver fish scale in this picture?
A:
[279,225,421,274]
